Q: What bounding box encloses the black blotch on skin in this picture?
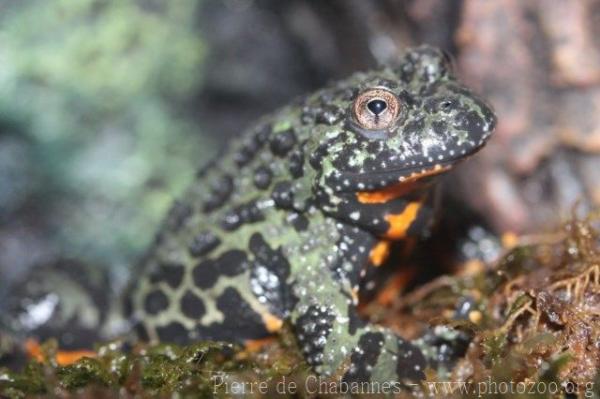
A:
[347,305,365,335]
[218,250,249,275]
[192,250,249,290]
[180,290,206,319]
[295,305,336,367]
[338,224,376,288]
[395,339,427,381]
[220,211,242,231]
[419,328,471,371]
[300,106,317,125]
[308,140,331,170]
[233,140,259,168]
[455,110,485,136]
[288,212,309,232]
[220,200,265,231]
[366,140,380,154]
[271,181,294,209]
[397,90,417,108]
[249,234,290,280]
[156,322,190,345]
[360,154,384,176]
[192,260,219,290]
[203,174,234,213]
[200,287,270,340]
[328,203,384,255]
[403,118,425,137]
[313,186,338,213]
[248,233,296,317]
[269,129,297,157]
[144,289,169,315]
[315,104,344,125]
[288,148,305,178]
[234,124,272,168]
[253,165,273,190]
[330,138,362,174]
[163,201,192,231]
[148,263,185,289]
[342,332,384,383]
[254,124,272,145]
[347,198,412,237]
[189,231,221,257]
[432,120,448,135]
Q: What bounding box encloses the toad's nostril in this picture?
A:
[441,101,452,109]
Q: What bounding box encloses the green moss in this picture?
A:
[0,363,47,397]
[1,342,232,397]
[481,331,508,366]
[57,357,112,389]
[0,338,314,398]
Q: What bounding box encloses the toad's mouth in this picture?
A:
[353,163,451,204]
[334,159,456,196]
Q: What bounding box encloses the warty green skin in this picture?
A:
[123,46,496,387]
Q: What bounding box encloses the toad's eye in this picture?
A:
[353,88,401,130]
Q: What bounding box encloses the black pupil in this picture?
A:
[367,99,387,115]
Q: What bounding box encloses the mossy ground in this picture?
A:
[2,214,599,398]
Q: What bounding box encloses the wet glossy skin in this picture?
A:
[126,46,496,385]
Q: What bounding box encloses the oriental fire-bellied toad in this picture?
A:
[124,46,496,385]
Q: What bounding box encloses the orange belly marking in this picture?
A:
[369,240,391,266]
[25,339,96,365]
[261,312,284,333]
[243,336,277,353]
[383,201,422,240]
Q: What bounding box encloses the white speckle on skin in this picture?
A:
[18,293,59,330]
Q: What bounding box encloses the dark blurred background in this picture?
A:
[2,0,600,292]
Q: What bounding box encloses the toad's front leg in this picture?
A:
[284,216,426,385]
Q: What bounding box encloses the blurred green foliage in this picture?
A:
[0,0,212,273]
